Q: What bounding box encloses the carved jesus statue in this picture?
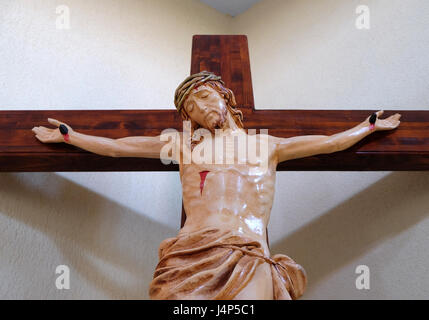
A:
[31,71,401,300]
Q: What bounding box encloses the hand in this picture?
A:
[366,110,401,131]
[32,118,74,143]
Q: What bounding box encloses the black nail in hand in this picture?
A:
[369,113,377,124]
[59,124,68,135]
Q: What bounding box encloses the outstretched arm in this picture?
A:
[32,118,173,159]
[274,110,401,163]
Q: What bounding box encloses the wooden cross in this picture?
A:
[1,35,428,231]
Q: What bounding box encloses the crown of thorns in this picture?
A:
[174,71,223,112]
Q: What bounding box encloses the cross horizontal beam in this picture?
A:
[0,108,428,171]
[0,35,428,172]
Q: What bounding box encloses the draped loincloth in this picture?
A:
[149,227,307,300]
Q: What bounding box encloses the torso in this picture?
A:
[178,130,278,255]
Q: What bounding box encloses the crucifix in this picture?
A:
[2,35,429,300]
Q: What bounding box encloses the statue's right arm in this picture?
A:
[32,118,178,160]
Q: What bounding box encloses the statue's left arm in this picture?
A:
[273,110,401,163]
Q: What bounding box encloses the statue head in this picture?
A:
[174,71,244,132]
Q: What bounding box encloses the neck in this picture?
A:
[220,111,241,132]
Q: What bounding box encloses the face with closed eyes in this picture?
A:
[183,84,228,132]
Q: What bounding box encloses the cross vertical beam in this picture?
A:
[191,35,255,111]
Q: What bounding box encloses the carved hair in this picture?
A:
[174,71,244,129]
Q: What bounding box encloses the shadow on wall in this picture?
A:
[1,171,428,299]
[0,172,176,299]
[272,171,429,297]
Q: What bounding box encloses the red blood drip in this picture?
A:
[64,134,70,142]
[369,124,375,131]
[199,171,210,195]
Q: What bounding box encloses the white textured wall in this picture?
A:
[1,0,428,299]
[0,0,231,109]
[234,0,429,110]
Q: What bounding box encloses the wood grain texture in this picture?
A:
[191,35,254,110]
[1,109,427,171]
